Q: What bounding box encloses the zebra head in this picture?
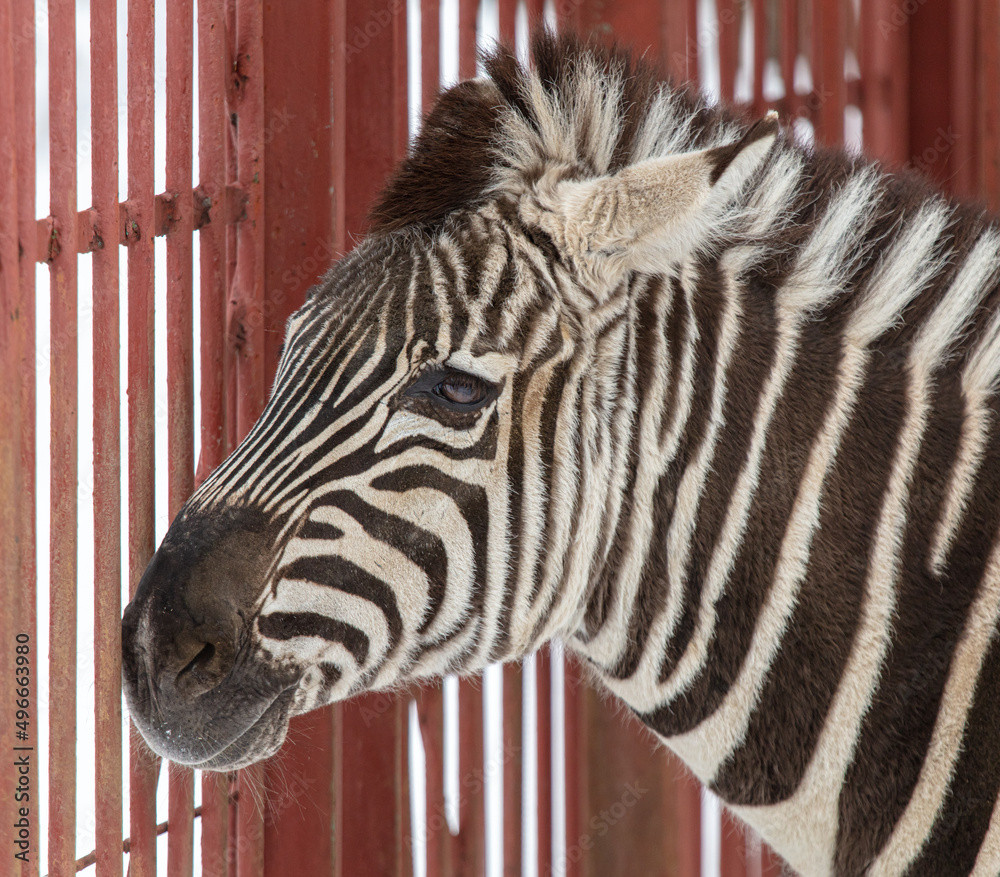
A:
[121,33,777,769]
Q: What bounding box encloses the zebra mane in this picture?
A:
[369,30,752,234]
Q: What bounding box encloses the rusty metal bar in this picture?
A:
[91,0,123,872]
[812,0,845,143]
[718,0,738,103]
[525,0,545,28]
[255,0,341,864]
[47,0,79,871]
[503,664,523,877]
[0,1,30,875]
[332,2,413,873]
[339,697,413,876]
[196,0,233,869]
[459,0,478,79]
[232,0,267,441]
[236,765,265,877]
[421,0,441,112]
[127,0,160,869]
[34,192,214,263]
[167,764,194,877]
[752,0,767,117]
[14,0,38,872]
[562,659,582,877]
[499,0,517,43]
[454,678,486,874]
[978,0,1000,209]
[720,810,747,877]
[200,772,232,877]
[165,0,197,873]
[536,649,553,877]
[196,0,229,488]
[780,0,797,109]
[673,765,701,877]
[949,0,977,197]
[418,687,451,877]
[665,0,694,82]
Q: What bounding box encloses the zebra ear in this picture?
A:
[521,111,779,297]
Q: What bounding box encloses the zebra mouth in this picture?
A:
[181,685,299,770]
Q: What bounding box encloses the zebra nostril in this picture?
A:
[174,636,231,695]
[180,642,216,677]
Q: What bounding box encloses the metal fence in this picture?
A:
[2,0,999,875]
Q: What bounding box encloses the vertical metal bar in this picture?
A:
[666,0,694,82]
[949,0,977,197]
[196,0,228,483]
[236,764,265,877]
[91,0,123,872]
[13,0,37,869]
[561,660,582,877]
[48,0,78,871]
[525,0,545,28]
[454,678,486,875]
[906,0,957,187]
[418,687,452,877]
[197,0,233,868]
[780,0,798,113]
[166,0,197,873]
[339,698,413,876]
[127,0,160,868]
[857,4,908,160]
[977,0,1000,209]
[200,772,231,877]
[256,0,340,864]
[812,0,845,144]
[0,2,28,874]
[720,810,747,877]
[674,765,701,877]
[718,0,738,102]
[167,764,194,877]
[333,2,412,873]
[459,0,478,79]
[498,0,517,42]
[421,0,441,112]
[752,0,767,116]
[536,649,553,877]
[167,0,195,510]
[232,0,266,440]
[502,664,523,877]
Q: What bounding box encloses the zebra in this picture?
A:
[121,30,1000,876]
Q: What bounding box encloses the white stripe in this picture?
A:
[632,252,744,701]
[971,788,1000,877]
[871,532,1000,874]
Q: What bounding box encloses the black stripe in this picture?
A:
[582,275,663,638]
[493,366,530,661]
[837,393,1000,875]
[323,490,448,635]
[904,620,1000,875]
[638,312,843,732]
[370,465,490,649]
[258,611,369,666]
[528,358,571,608]
[279,555,403,657]
[712,351,907,805]
[613,259,723,680]
[298,519,345,542]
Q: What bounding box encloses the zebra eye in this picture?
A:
[435,373,490,407]
[403,367,498,412]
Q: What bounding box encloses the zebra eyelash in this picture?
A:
[402,367,500,413]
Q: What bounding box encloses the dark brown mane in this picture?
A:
[368,30,743,234]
